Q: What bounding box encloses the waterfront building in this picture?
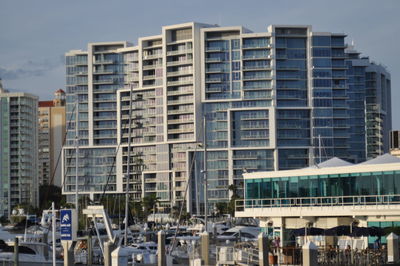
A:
[38,89,66,186]
[236,154,400,246]
[0,80,39,217]
[62,23,392,213]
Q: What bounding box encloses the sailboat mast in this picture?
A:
[203,115,208,232]
[124,83,134,245]
[75,99,79,217]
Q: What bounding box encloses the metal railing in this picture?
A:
[318,247,387,265]
[236,194,400,212]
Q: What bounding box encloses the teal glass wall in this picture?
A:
[245,170,400,199]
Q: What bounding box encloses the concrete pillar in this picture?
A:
[302,241,318,266]
[62,241,74,266]
[13,237,19,266]
[258,232,269,266]
[387,233,399,263]
[201,231,209,265]
[158,230,166,266]
[104,241,113,266]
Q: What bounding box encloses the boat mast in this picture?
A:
[75,99,79,217]
[203,115,208,232]
[124,83,134,245]
[52,202,56,266]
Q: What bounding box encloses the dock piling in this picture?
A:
[13,237,19,266]
[157,230,166,266]
[387,233,399,263]
[258,232,269,266]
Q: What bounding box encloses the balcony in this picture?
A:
[93,78,118,85]
[205,77,224,83]
[242,54,272,60]
[93,116,116,121]
[242,43,272,49]
[167,69,193,77]
[167,59,193,66]
[242,75,272,81]
[167,79,193,86]
[243,65,271,71]
[205,46,228,52]
[167,88,193,96]
[205,57,223,63]
[167,49,193,56]
[143,75,156,80]
[94,133,117,139]
[167,98,193,105]
[93,69,116,75]
[168,118,194,124]
[143,64,162,70]
[206,68,225,73]
[93,59,116,65]
[167,107,194,115]
[93,97,116,103]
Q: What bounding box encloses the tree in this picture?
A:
[228,184,241,217]
[142,194,160,221]
[215,202,228,216]
[39,185,62,210]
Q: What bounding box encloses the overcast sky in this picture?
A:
[1,0,399,128]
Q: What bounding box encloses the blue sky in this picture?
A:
[1,0,399,127]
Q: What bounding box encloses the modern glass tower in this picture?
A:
[62,23,391,213]
[0,80,39,218]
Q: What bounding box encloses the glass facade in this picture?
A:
[245,170,400,199]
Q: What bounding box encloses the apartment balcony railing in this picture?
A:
[167,79,193,86]
[166,59,193,66]
[166,69,193,77]
[167,49,193,56]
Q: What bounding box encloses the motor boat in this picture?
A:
[0,238,63,266]
[217,226,261,242]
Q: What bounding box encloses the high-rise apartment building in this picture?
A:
[0,80,39,217]
[390,130,400,158]
[38,89,66,186]
[62,23,392,213]
[365,64,391,158]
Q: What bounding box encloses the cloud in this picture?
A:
[0,58,63,80]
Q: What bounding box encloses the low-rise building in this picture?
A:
[236,154,400,246]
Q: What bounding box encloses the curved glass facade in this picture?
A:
[245,170,400,199]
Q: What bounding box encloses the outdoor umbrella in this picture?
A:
[351,227,370,237]
[325,225,351,236]
[368,226,385,237]
[293,227,324,236]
